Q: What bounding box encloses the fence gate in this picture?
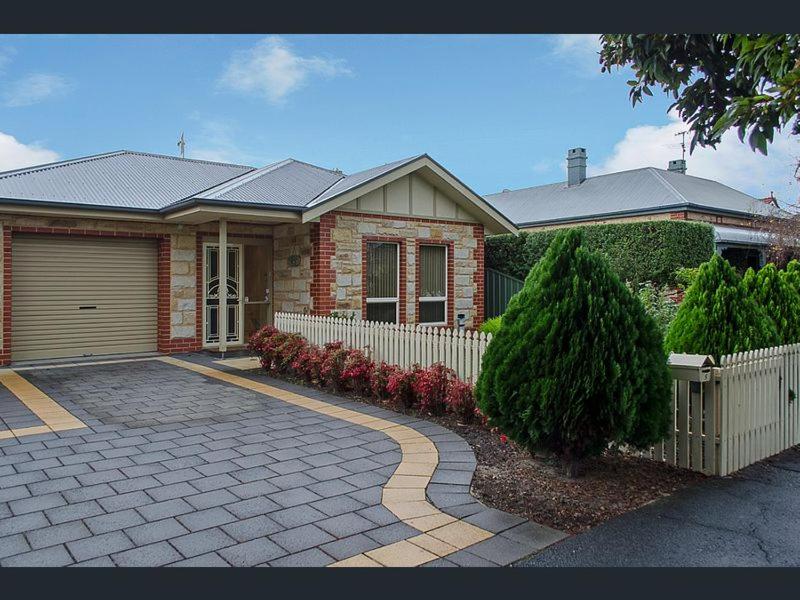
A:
[484,268,524,319]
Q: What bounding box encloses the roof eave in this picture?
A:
[512,203,766,229]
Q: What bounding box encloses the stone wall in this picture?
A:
[169,232,197,340]
[318,211,484,328]
[273,222,313,314]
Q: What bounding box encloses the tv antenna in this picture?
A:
[675,130,688,160]
[177,132,186,158]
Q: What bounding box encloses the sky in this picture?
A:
[0,34,797,203]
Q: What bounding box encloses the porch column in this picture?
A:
[218,218,228,354]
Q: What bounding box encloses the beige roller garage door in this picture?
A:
[11,235,158,361]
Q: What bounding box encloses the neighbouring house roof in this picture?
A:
[484,167,773,227]
[0,150,516,233]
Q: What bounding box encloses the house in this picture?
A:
[0,151,516,364]
[485,147,777,270]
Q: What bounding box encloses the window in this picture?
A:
[419,244,447,325]
[366,241,399,323]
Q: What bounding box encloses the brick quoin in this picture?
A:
[414,238,455,328]
[310,213,336,315]
[0,226,199,365]
[472,224,485,329]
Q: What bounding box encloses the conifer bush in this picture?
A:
[742,264,800,344]
[665,255,780,361]
[476,229,672,474]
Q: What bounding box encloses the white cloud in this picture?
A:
[219,36,351,104]
[550,34,602,78]
[2,73,73,107]
[185,116,261,166]
[0,131,59,172]
[590,110,800,205]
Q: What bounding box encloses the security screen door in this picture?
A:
[203,243,243,346]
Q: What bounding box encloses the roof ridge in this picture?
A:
[285,158,343,175]
[0,150,128,180]
[120,150,253,170]
[647,167,687,203]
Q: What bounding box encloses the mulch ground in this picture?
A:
[429,414,707,534]
[264,371,707,535]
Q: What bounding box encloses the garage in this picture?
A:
[11,235,158,361]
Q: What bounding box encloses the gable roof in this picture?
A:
[485,167,772,227]
[0,149,517,233]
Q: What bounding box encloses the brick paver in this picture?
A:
[0,356,566,566]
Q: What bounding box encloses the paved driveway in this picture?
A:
[0,355,563,567]
[519,447,800,567]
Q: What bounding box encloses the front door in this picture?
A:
[203,243,243,347]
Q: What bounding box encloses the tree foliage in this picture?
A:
[599,34,800,156]
[665,255,780,361]
[486,220,714,287]
[742,264,800,344]
[476,229,672,471]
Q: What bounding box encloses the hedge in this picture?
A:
[486,220,715,287]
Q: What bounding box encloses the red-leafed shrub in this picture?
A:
[371,362,401,401]
[320,341,349,391]
[413,363,456,416]
[446,380,476,423]
[272,333,307,375]
[386,367,420,410]
[291,344,325,385]
[247,325,279,356]
[341,349,374,397]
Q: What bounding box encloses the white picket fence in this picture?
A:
[657,345,800,476]
[274,312,492,382]
[274,312,800,477]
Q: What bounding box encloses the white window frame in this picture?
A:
[365,241,400,324]
[418,243,448,326]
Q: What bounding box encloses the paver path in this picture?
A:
[0,355,564,567]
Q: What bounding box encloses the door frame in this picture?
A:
[201,241,245,348]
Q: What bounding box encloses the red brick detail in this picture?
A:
[1,227,12,366]
[472,224,485,329]
[196,235,204,344]
[0,227,200,363]
[310,213,336,315]
[670,212,687,220]
[414,239,455,328]
[362,236,407,324]
[333,210,480,228]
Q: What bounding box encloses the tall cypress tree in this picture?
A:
[476,229,671,475]
[665,255,780,361]
[742,264,800,344]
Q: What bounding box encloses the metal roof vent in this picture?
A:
[668,159,687,174]
[567,147,587,187]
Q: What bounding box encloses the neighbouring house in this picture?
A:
[0,151,516,364]
[485,147,778,270]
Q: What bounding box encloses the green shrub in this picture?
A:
[486,221,715,287]
[479,316,502,335]
[476,229,672,474]
[665,255,780,361]
[742,264,800,344]
[674,266,700,290]
[628,281,679,337]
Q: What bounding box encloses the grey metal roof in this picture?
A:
[306,155,423,208]
[485,167,772,227]
[192,159,344,209]
[0,151,253,211]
